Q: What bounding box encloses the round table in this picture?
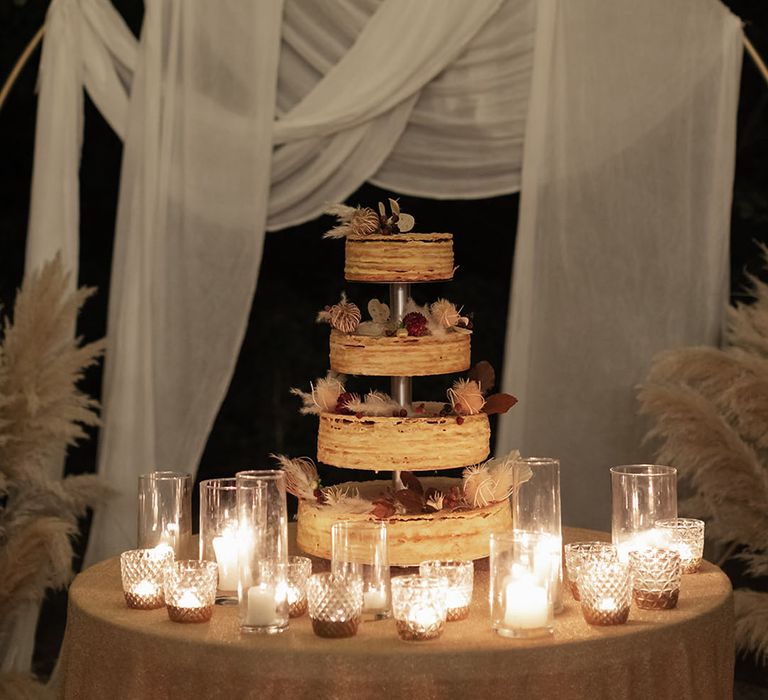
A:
[59,527,734,700]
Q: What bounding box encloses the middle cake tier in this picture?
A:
[317,411,490,470]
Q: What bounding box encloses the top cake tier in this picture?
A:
[344,233,454,283]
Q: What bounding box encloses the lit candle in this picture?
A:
[596,597,618,612]
[503,580,549,629]
[176,590,204,609]
[212,533,239,591]
[246,586,278,626]
[618,530,666,562]
[408,603,440,630]
[132,579,158,598]
[363,588,387,611]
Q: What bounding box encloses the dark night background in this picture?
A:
[1,0,767,691]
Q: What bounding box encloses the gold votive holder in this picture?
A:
[579,560,631,626]
[120,548,174,610]
[163,560,218,623]
[391,575,448,641]
[419,560,473,621]
[629,547,682,610]
[655,518,705,574]
[564,542,618,601]
[287,555,312,618]
[307,573,363,638]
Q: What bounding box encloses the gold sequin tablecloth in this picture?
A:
[58,527,734,700]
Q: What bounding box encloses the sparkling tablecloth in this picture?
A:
[58,526,734,700]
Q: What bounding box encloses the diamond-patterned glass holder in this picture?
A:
[120,548,174,610]
[629,547,682,610]
[287,556,312,618]
[654,518,705,574]
[307,573,363,638]
[419,560,473,621]
[391,575,448,641]
[579,560,631,625]
[564,542,618,601]
[163,560,218,623]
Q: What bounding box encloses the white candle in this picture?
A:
[212,534,239,591]
[619,530,666,562]
[132,580,158,597]
[246,586,278,626]
[363,588,387,611]
[446,588,470,610]
[596,597,618,612]
[408,604,440,629]
[176,590,204,608]
[503,580,549,629]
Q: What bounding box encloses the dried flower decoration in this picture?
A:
[425,491,445,512]
[323,204,380,239]
[462,450,531,507]
[447,379,486,415]
[377,198,415,235]
[430,299,469,330]
[320,485,372,514]
[317,293,361,334]
[344,391,400,417]
[290,371,346,414]
[271,454,320,500]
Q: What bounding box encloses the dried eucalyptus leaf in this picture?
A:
[389,198,400,215]
[469,360,496,394]
[397,213,415,232]
[481,393,518,415]
[400,471,423,495]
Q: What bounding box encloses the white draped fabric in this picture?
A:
[22,0,742,571]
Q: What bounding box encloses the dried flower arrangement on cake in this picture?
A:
[274,451,530,517]
[323,199,415,239]
[317,295,472,337]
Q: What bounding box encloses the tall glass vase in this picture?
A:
[137,471,192,558]
[199,478,239,603]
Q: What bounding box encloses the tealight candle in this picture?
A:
[579,560,631,626]
[419,560,473,621]
[286,556,312,618]
[628,547,682,610]
[391,575,448,641]
[654,518,705,574]
[307,573,363,638]
[564,542,618,600]
[164,560,218,623]
[120,548,173,610]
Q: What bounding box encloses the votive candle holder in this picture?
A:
[199,478,239,603]
[120,548,173,610]
[655,518,705,574]
[611,464,677,562]
[628,547,682,610]
[287,555,312,618]
[391,575,448,641]
[163,560,218,623]
[419,560,473,621]
[137,471,192,559]
[579,560,632,626]
[564,542,618,601]
[307,573,363,638]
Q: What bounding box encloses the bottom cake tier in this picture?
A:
[296,477,512,567]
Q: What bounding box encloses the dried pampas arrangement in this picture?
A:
[462,450,531,507]
[0,256,109,688]
[638,247,768,663]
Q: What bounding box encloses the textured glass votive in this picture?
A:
[419,560,473,621]
[655,518,705,574]
[629,547,682,610]
[564,542,618,601]
[120,548,174,610]
[332,521,390,619]
[611,464,677,562]
[391,575,448,641]
[579,560,631,625]
[490,532,555,639]
[287,556,312,618]
[137,471,192,558]
[199,478,238,602]
[163,560,218,623]
[307,573,363,638]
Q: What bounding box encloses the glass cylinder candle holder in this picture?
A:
[236,470,289,634]
[199,478,239,603]
[391,575,448,641]
[512,458,563,612]
[654,518,705,574]
[490,532,555,639]
[307,573,363,638]
[331,521,390,619]
[120,548,173,609]
[611,464,677,561]
[137,471,192,558]
[579,560,631,626]
[419,560,473,621]
[564,542,618,601]
[286,555,312,618]
[628,547,682,610]
[163,560,218,623]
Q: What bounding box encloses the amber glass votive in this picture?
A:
[287,556,312,618]
[307,573,363,638]
[579,560,631,625]
[391,575,448,641]
[120,548,173,610]
[655,518,705,574]
[419,560,473,621]
[564,542,618,601]
[163,560,218,623]
[629,547,682,610]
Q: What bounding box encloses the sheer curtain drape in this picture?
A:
[22,0,742,567]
